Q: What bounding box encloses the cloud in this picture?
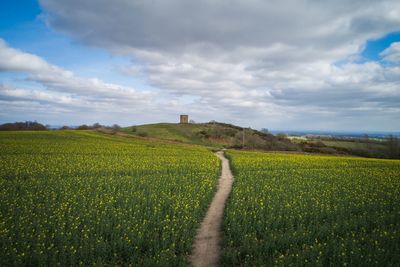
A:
[4,0,400,130]
[380,42,400,63]
[0,38,58,73]
[0,39,155,116]
[40,0,400,55]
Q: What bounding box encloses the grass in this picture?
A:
[121,122,298,151]
[321,140,386,150]
[289,135,395,158]
[123,123,203,143]
[122,123,239,147]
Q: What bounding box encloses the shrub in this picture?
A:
[137,131,148,137]
[76,124,90,130]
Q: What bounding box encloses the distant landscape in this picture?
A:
[2,121,399,160]
[269,130,400,139]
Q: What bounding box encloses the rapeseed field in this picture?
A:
[223,151,400,266]
[0,131,220,266]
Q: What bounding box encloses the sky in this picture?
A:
[0,0,399,131]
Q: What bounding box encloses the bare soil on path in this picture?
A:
[190,151,234,267]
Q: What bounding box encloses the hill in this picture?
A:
[120,122,299,151]
[117,122,400,158]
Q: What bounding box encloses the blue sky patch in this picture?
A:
[361,31,400,61]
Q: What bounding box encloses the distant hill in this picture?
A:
[116,122,399,159]
[120,122,299,151]
[2,120,398,158]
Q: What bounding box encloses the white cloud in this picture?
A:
[0,38,61,74]
[0,39,156,117]
[380,42,400,63]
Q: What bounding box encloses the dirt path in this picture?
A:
[190,151,234,267]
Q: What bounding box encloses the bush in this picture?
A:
[112,124,121,130]
[76,124,90,130]
[196,130,210,138]
[137,131,148,137]
[92,123,102,129]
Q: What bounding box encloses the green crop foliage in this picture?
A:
[223,151,400,266]
[0,131,220,266]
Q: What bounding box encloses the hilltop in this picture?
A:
[120,122,299,151]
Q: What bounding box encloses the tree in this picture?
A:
[77,124,90,130]
[92,123,102,129]
[112,124,121,130]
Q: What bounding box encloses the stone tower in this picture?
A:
[180,115,189,124]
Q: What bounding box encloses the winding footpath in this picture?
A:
[190,151,234,267]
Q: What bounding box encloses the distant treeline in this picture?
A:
[0,121,47,131]
[71,123,121,130]
[0,121,121,131]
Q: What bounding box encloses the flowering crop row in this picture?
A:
[0,131,220,266]
[222,151,400,266]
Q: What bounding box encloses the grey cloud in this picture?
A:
[16,0,400,130]
[40,0,400,53]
